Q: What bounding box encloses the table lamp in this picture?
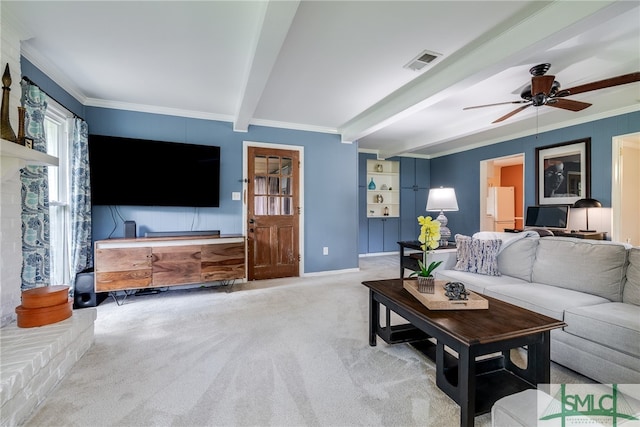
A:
[426,187,459,247]
[573,198,601,232]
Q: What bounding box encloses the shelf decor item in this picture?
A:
[17,106,25,145]
[376,163,383,172]
[409,215,442,294]
[1,63,18,142]
[368,178,376,190]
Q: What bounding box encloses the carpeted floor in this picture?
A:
[24,255,588,427]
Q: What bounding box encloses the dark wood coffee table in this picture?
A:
[362,279,565,427]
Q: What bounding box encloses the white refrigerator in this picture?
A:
[487,187,515,231]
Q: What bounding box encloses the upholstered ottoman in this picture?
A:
[491,389,554,427]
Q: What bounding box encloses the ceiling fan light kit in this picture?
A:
[464,63,640,123]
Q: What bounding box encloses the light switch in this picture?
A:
[232,192,241,201]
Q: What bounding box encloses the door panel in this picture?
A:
[383,218,399,252]
[248,147,300,280]
[368,219,384,253]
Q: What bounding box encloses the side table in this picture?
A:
[398,240,457,278]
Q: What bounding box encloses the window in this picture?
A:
[44,101,72,286]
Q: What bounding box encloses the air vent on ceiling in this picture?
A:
[404,49,442,71]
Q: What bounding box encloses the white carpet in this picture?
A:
[24,255,587,427]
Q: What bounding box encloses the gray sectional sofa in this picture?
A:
[434,231,640,384]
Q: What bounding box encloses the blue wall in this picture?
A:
[85,108,359,273]
[430,111,640,237]
[22,58,360,274]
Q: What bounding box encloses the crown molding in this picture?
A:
[20,43,88,105]
[84,98,235,122]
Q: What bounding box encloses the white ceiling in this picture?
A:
[4,1,640,158]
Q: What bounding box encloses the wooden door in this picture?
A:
[247,147,300,280]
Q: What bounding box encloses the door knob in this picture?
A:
[249,219,255,224]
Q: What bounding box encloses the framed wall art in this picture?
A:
[536,138,590,205]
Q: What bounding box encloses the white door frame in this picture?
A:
[611,132,640,243]
[479,154,525,231]
[243,140,305,275]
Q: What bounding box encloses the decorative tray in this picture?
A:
[403,279,488,310]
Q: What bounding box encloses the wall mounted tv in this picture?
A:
[88,135,220,207]
[524,205,570,230]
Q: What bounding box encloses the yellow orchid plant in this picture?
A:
[410,215,442,278]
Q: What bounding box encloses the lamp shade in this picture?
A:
[573,198,602,208]
[426,187,458,212]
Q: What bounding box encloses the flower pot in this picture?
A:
[417,276,435,294]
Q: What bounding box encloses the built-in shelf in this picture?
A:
[1,138,58,182]
[366,159,400,218]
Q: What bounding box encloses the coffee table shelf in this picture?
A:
[412,339,532,415]
[474,370,532,414]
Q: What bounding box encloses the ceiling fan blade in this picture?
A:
[546,98,591,112]
[562,72,640,96]
[492,104,532,123]
[531,75,555,95]
[463,100,528,110]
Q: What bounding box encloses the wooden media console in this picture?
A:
[94,235,245,292]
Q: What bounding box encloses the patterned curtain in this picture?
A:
[20,80,50,290]
[69,118,93,288]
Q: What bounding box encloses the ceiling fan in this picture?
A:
[464,63,640,123]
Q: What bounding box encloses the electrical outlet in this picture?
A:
[323,247,329,255]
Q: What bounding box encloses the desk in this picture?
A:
[553,231,607,240]
[506,229,607,240]
[398,240,457,278]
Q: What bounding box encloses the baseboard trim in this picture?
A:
[302,267,360,277]
[359,251,400,257]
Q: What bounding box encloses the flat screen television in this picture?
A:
[88,135,220,207]
[524,205,570,230]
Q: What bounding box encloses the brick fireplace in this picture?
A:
[1,11,97,426]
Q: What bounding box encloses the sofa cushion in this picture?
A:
[454,234,501,276]
[623,247,640,306]
[531,237,628,302]
[564,302,640,358]
[435,269,528,294]
[484,283,610,320]
[472,231,539,281]
[497,237,538,282]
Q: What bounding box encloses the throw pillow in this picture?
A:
[454,234,502,276]
[473,238,502,276]
[454,234,473,272]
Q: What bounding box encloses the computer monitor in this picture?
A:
[525,205,570,230]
